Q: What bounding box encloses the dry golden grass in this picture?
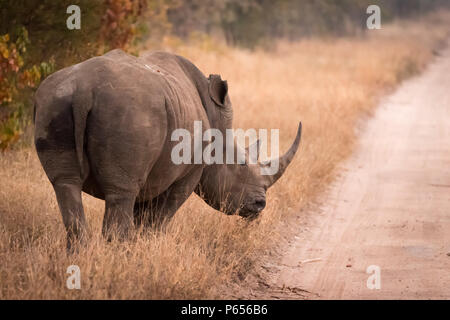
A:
[1,11,449,299]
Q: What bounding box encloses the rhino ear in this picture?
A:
[208,74,228,107]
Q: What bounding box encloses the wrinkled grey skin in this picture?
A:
[34,49,302,248]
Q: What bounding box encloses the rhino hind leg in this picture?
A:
[102,192,137,241]
[53,182,87,250]
[34,96,91,250]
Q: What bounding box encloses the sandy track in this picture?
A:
[268,43,450,299]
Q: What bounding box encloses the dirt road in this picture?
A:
[267,44,450,299]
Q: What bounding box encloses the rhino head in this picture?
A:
[195,74,302,220]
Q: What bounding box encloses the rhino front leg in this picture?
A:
[53,182,87,250]
[134,168,203,228]
[102,192,137,241]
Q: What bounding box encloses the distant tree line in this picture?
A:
[167,0,449,47]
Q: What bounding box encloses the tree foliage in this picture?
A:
[0,26,54,150]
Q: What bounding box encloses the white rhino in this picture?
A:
[34,49,301,248]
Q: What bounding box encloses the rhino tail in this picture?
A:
[72,93,92,178]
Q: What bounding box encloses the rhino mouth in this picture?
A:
[238,198,266,219]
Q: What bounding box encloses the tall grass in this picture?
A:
[0,11,449,299]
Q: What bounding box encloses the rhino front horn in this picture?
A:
[266,122,302,186]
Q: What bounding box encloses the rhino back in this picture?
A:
[35,49,208,201]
